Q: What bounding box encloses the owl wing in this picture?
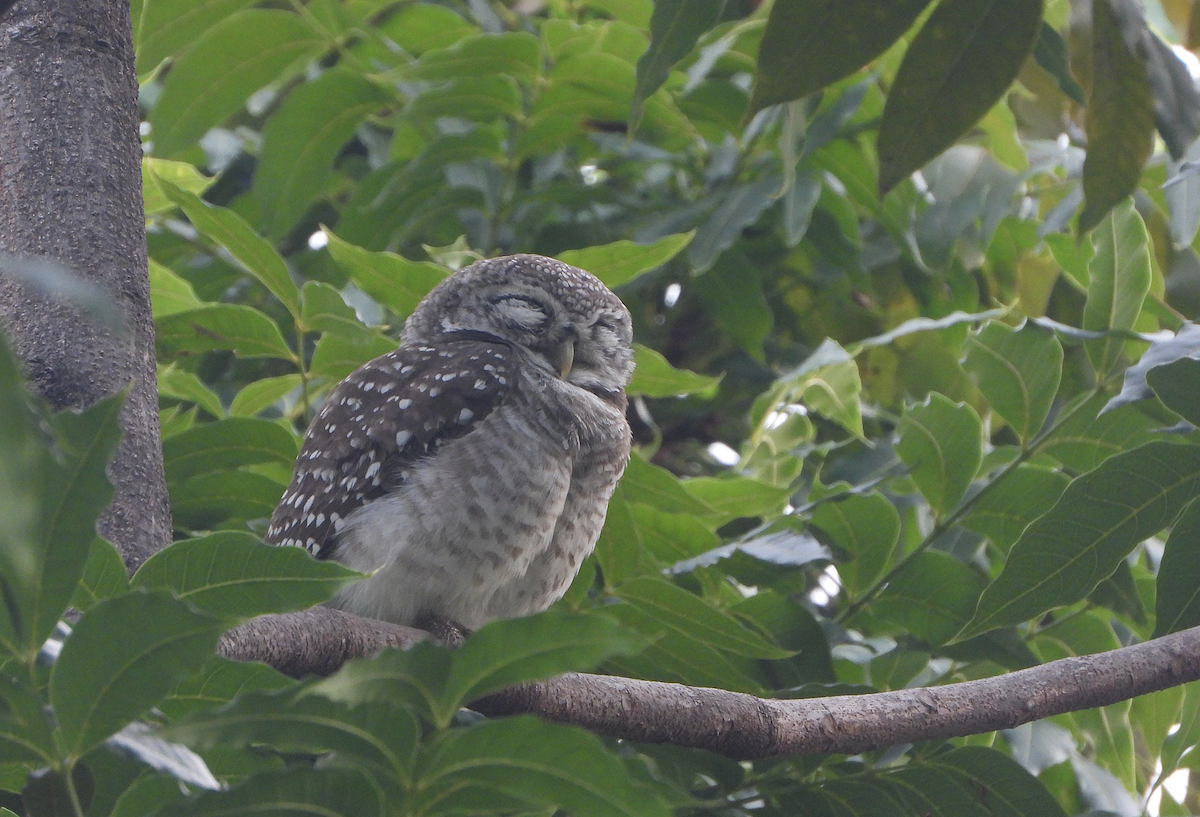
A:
[265,336,518,559]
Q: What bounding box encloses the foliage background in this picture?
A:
[8,0,1200,814]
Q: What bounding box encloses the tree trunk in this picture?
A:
[0,0,169,569]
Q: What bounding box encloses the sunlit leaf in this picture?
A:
[895,394,982,517]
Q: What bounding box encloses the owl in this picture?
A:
[265,254,633,634]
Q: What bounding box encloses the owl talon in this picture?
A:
[416,614,469,648]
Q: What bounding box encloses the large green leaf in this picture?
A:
[1079,0,1156,232]
[1146,357,1200,426]
[159,655,294,720]
[632,0,728,127]
[0,339,125,658]
[324,231,447,319]
[157,767,383,817]
[161,417,297,483]
[962,321,1062,444]
[158,178,301,318]
[874,551,986,645]
[961,441,1200,638]
[406,32,541,82]
[414,717,673,817]
[168,470,285,529]
[1082,199,1152,378]
[627,345,720,397]
[149,9,324,158]
[925,746,1068,817]
[1040,392,1159,473]
[154,304,296,360]
[132,532,362,619]
[50,591,225,759]
[961,465,1070,553]
[317,611,645,727]
[134,0,256,78]
[142,158,215,217]
[1155,498,1200,637]
[751,0,930,112]
[557,233,693,288]
[255,70,392,239]
[69,538,130,613]
[877,0,1043,193]
[610,577,791,659]
[166,689,419,789]
[895,394,982,517]
[810,491,899,596]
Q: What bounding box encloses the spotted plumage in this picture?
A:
[265,254,633,631]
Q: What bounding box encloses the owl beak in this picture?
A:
[550,337,575,378]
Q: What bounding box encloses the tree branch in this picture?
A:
[220,609,1200,760]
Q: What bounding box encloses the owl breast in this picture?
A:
[329,361,629,631]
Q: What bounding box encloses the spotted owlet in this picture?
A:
[265,254,633,633]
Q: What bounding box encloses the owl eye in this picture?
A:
[491,294,550,332]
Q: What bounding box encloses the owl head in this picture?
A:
[402,254,634,396]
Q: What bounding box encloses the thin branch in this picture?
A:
[219,608,1200,760]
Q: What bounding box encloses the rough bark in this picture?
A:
[219,611,1200,760]
[0,0,170,570]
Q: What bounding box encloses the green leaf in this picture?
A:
[1079,0,1155,232]
[810,491,899,596]
[169,470,285,529]
[1040,392,1159,473]
[158,178,301,319]
[312,642,452,726]
[161,417,297,483]
[556,233,693,289]
[50,591,225,759]
[0,674,57,766]
[757,339,864,439]
[874,552,987,645]
[157,364,224,418]
[440,611,648,719]
[142,158,214,216]
[962,322,1062,444]
[165,689,419,788]
[1082,199,1152,378]
[407,75,523,122]
[406,32,541,82]
[1146,357,1200,426]
[612,576,791,659]
[149,9,324,158]
[619,451,715,517]
[961,465,1070,553]
[415,717,672,817]
[895,394,982,517]
[1104,321,1200,414]
[160,655,294,720]
[930,746,1068,817]
[229,374,304,417]
[1032,21,1085,104]
[147,260,203,318]
[633,0,727,128]
[255,69,392,239]
[324,231,448,318]
[132,532,362,618]
[309,331,397,381]
[154,304,295,360]
[299,281,373,340]
[962,441,1200,639]
[1155,498,1200,636]
[5,388,126,659]
[156,767,382,817]
[751,0,930,112]
[69,538,130,612]
[683,476,792,521]
[627,344,720,397]
[877,0,1043,193]
[134,0,257,78]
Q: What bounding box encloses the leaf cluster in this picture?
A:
[8,0,1200,813]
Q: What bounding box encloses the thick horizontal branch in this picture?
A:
[220,609,1200,760]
